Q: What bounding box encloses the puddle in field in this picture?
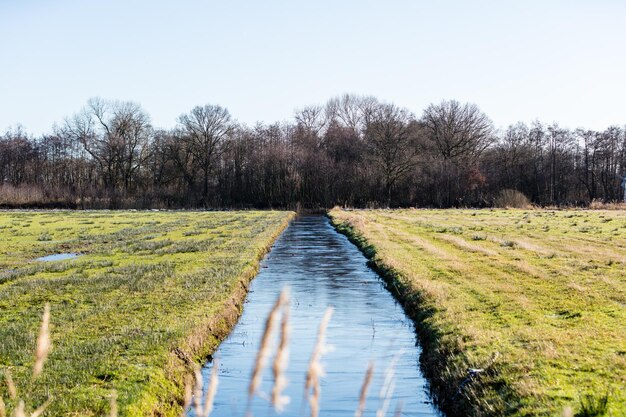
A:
[190,215,440,417]
[35,253,81,262]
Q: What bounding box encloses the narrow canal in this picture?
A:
[192,215,439,416]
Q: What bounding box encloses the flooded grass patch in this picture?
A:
[329,208,626,417]
[35,252,81,262]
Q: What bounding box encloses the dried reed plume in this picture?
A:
[562,406,574,417]
[33,304,51,378]
[4,287,420,416]
[247,289,289,412]
[4,371,16,400]
[5,397,52,417]
[12,401,25,417]
[393,400,403,417]
[182,374,193,416]
[193,369,203,416]
[354,362,374,417]
[271,299,290,412]
[376,351,402,417]
[187,365,225,417]
[201,359,219,417]
[109,391,118,417]
[29,398,51,417]
[305,307,333,417]
[1,305,53,417]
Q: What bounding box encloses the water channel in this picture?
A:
[192,215,439,417]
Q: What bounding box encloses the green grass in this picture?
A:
[329,208,626,417]
[0,210,293,416]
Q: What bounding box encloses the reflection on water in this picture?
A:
[35,253,80,262]
[192,215,439,417]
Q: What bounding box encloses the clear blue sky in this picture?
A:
[1,0,625,135]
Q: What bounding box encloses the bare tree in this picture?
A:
[325,94,379,135]
[365,103,420,205]
[294,105,328,138]
[422,100,494,161]
[422,100,494,206]
[177,104,235,206]
[4,95,626,209]
[64,98,152,196]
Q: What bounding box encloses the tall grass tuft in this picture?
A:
[189,359,219,417]
[182,374,193,415]
[575,393,610,417]
[247,289,289,414]
[1,304,53,417]
[271,297,290,412]
[7,287,415,417]
[4,371,16,400]
[376,352,402,417]
[33,304,51,378]
[193,369,204,416]
[12,401,25,417]
[109,391,118,417]
[393,401,403,417]
[201,359,219,417]
[355,362,374,417]
[29,399,52,417]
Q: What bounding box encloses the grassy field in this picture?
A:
[330,209,626,417]
[0,210,293,416]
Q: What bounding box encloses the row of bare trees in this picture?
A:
[1,94,625,209]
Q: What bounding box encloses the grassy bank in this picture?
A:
[0,210,294,416]
[329,209,626,416]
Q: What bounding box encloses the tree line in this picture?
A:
[1,94,625,209]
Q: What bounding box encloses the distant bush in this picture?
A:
[0,184,45,206]
[494,189,531,209]
[589,199,626,210]
[0,184,77,209]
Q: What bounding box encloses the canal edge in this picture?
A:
[133,212,296,416]
[327,211,469,417]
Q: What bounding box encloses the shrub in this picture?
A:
[494,189,531,209]
[589,199,626,210]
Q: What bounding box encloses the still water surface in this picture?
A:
[192,215,439,417]
[35,252,80,262]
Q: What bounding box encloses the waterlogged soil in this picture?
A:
[192,216,440,417]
